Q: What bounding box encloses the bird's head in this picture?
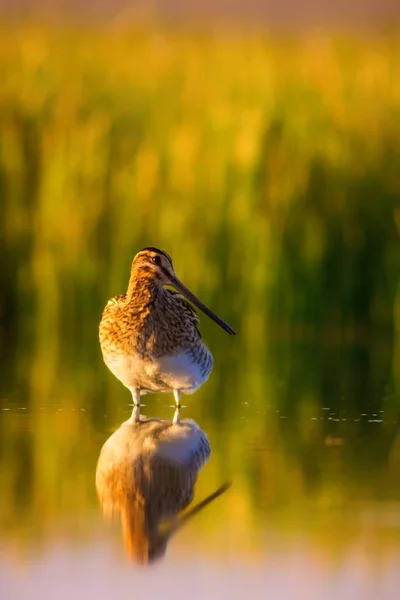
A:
[130,247,236,335]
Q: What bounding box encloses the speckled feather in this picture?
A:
[99,288,201,360]
[99,248,214,395]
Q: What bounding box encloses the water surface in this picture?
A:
[1,331,399,600]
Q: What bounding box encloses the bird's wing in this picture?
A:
[102,293,127,314]
[165,289,201,339]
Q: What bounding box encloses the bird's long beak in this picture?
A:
[170,277,236,335]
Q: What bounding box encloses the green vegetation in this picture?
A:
[0,24,400,557]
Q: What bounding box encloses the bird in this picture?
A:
[99,247,235,420]
[95,411,230,564]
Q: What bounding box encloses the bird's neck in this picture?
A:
[126,270,163,307]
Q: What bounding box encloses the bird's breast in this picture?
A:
[102,343,213,393]
[149,344,214,391]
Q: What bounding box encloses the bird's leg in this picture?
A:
[173,406,181,425]
[130,404,141,424]
[173,389,181,409]
[128,387,141,423]
[172,390,181,425]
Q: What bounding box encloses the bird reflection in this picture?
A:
[96,408,230,564]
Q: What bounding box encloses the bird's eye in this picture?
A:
[151,255,161,265]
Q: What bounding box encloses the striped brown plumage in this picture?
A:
[99,247,234,420]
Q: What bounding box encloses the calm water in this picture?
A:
[1,331,400,600]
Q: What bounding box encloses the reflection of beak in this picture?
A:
[147,483,231,564]
[162,482,232,540]
[170,276,236,335]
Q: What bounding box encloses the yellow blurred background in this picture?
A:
[0,9,400,574]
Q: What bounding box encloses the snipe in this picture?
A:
[99,247,235,420]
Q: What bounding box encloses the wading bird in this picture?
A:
[95,412,230,564]
[99,247,235,419]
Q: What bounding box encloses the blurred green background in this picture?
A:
[0,21,400,560]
